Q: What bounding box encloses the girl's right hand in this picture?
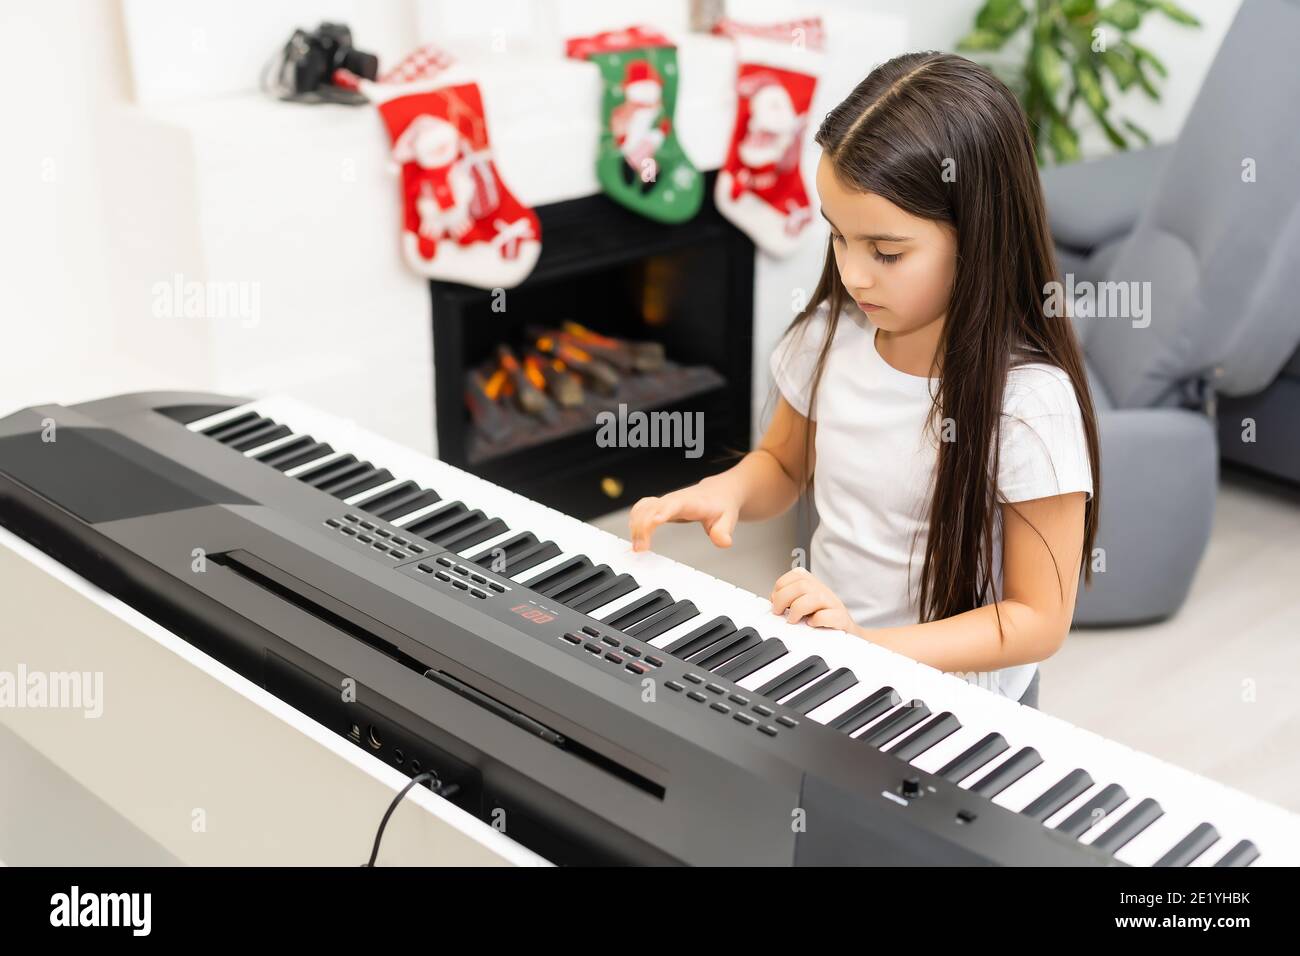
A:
[629,478,740,552]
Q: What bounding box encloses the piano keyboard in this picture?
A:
[186,396,1300,867]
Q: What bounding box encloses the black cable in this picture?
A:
[363,771,439,867]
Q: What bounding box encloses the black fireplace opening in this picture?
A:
[430,170,754,521]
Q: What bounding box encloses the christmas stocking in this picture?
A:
[343,48,542,290]
[712,17,824,258]
[566,26,703,224]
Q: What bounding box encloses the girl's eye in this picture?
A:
[874,250,902,264]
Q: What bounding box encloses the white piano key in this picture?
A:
[804,681,886,726]
[646,614,713,650]
[185,403,260,433]
[342,475,406,506]
[1114,811,1203,867]
[393,498,459,528]
[513,551,581,585]
[908,724,995,775]
[587,585,655,622]
[283,449,349,478]
[241,431,304,457]
[459,527,519,562]
[1078,795,1140,846]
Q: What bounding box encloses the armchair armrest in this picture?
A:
[1039,143,1173,253]
[1072,406,1216,626]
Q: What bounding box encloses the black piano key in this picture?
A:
[521,556,592,594]
[530,560,602,599]
[938,733,1010,784]
[501,540,563,577]
[784,667,858,716]
[625,601,699,640]
[1154,823,1221,867]
[1020,768,1094,822]
[361,489,431,520]
[229,422,291,451]
[830,687,900,734]
[713,639,787,681]
[1092,798,1164,854]
[355,481,419,514]
[602,590,675,631]
[440,517,508,552]
[888,712,961,762]
[568,574,638,614]
[467,530,531,560]
[418,509,491,546]
[1054,783,1127,838]
[859,700,931,748]
[546,565,615,603]
[254,434,313,463]
[405,501,467,537]
[968,747,1044,798]
[298,455,360,486]
[330,468,394,501]
[267,441,334,471]
[755,656,829,701]
[664,617,735,659]
[1212,840,1261,867]
[314,461,375,493]
[378,489,443,523]
[693,627,761,670]
[202,411,260,438]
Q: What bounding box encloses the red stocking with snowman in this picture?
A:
[343,50,541,290]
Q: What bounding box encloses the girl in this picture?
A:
[628,52,1100,708]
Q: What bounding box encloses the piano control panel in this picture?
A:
[391,543,807,744]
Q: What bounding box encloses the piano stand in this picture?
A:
[0,527,548,867]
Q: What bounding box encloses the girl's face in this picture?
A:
[815,153,957,336]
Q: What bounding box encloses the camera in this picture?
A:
[264,22,379,104]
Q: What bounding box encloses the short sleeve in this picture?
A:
[997,366,1094,503]
[769,303,832,420]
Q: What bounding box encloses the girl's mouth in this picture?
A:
[856,300,884,312]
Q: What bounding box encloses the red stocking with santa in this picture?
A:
[712,18,824,258]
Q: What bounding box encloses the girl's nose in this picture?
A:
[840,257,876,294]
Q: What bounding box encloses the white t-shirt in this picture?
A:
[768,301,1093,701]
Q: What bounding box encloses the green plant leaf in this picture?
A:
[1151,0,1200,26]
[1133,58,1162,99]
[1100,0,1142,31]
[957,28,1013,51]
[1126,39,1168,76]
[1062,0,1098,17]
[1035,43,1066,102]
[976,0,1030,34]
[1048,115,1082,163]
[1073,61,1109,113]
[1122,118,1153,145]
[1100,48,1138,89]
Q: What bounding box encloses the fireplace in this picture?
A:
[430,170,754,521]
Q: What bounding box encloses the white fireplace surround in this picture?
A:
[108,0,908,459]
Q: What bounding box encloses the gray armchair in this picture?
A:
[1040,0,1300,624]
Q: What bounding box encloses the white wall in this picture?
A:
[0,0,1242,433]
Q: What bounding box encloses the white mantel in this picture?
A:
[105,0,907,460]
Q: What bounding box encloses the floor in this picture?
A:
[591,467,1300,814]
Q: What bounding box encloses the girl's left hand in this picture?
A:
[769,568,855,631]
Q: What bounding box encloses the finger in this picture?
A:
[629,497,664,552]
[784,593,824,626]
[770,579,807,614]
[772,566,812,590]
[807,609,844,629]
[704,507,738,548]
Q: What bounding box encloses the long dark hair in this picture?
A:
[790,51,1101,626]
